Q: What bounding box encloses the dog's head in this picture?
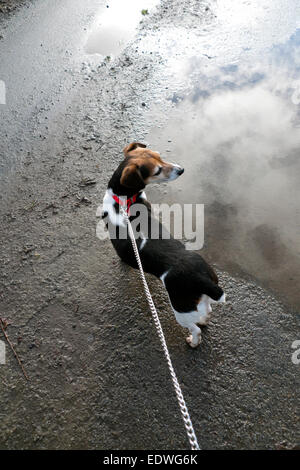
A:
[120,142,184,190]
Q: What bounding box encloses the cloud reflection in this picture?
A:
[147,11,300,307]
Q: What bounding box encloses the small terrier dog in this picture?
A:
[102,142,225,347]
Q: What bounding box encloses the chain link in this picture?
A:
[121,207,200,451]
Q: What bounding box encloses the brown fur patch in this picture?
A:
[120,142,179,190]
[120,163,144,189]
[123,142,146,155]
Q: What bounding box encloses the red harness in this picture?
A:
[112,193,138,215]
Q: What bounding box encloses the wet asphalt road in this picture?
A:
[0,0,299,450]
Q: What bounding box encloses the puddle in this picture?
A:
[144,0,300,308]
[85,0,159,57]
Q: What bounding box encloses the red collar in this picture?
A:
[112,192,139,215]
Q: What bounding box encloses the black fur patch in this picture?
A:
[106,196,223,313]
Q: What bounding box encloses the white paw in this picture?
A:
[186,334,201,348]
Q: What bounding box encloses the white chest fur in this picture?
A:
[102,188,147,228]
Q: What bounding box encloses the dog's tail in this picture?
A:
[196,274,225,302]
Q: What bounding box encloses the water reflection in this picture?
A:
[85,0,159,57]
[146,2,300,308]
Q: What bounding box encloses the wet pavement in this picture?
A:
[0,0,299,450]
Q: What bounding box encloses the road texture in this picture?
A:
[0,0,299,450]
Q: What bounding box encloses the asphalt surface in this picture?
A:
[0,0,299,450]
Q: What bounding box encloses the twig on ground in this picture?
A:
[0,318,29,381]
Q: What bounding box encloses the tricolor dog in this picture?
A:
[102,142,225,348]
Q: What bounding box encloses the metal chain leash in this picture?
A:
[121,207,200,451]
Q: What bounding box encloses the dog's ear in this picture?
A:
[120,164,145,189]
[123,142,147,156]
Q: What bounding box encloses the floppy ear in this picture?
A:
[120,164,145,189]
[123,142,147,156]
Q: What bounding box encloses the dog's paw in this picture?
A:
[186,334,201,348]
[197,315,210,326]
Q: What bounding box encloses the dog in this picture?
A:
[102,142,225,347]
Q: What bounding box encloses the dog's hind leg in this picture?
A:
[196,294,212,326]
[186,324,202,348]
[197,292,226,326]
[175,311,202,348]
